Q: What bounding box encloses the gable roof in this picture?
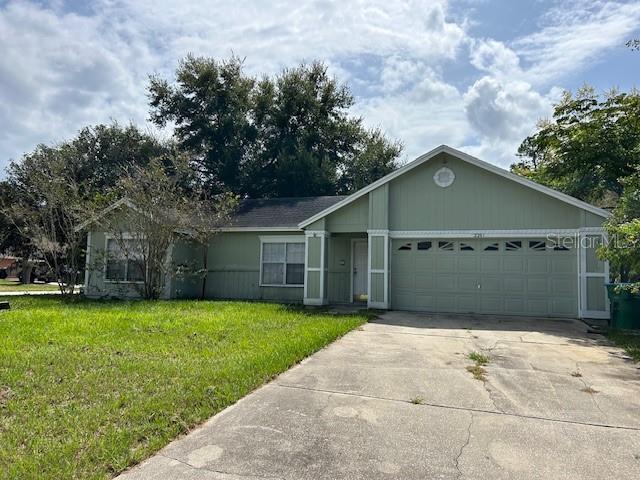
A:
[77,195,347,232]
[298,144,611,228]
[226,196,346,230]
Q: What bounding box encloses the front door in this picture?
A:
[352,240,368,302]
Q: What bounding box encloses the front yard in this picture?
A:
[0,297,368,479]
[0,279,60,292]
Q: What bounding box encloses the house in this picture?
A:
[83,145,611,319]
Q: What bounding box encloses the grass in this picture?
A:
[466,365,488,381]
[466,351,491,381]
[0,279,60,293]
[607,330,640,362]
[468,351,490,366]
[409,396,425,405]
[0,296,369,479]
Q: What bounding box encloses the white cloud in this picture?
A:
[514,0,640,84]
[0,0,638,174]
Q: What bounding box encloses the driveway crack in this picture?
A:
[454,412,474,478]
[158,453,285,479]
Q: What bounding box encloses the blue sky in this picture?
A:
[1,0,639,172]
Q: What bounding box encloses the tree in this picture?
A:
[93,157,237,300]
[598,168,640,285]
[514,87,640,205]
[148,56,256,194]
[148,56,402,198]
[4,145,85,293]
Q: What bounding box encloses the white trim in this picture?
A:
[259,235,305,243]
[258,237,305,288]
[303,297,327,306]
[298,145,610,228]
[389,229,583,239]
[303,235,309,299]
[384,233,389,306]
[76,198,141,232]
[83,231,92,293]
[368,302,388,309]
[103,233,146,284]
[367,232,390,310]
[579,231,610,320]
[305,230,330,238]
[319,235,326,301]
[367,236,372,307]
[220,227,301,232]
[350,239,367,303]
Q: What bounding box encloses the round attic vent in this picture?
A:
[433,167,455,187]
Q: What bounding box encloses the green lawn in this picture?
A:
[0,297,369,479]
[607,330,640,361]
[0,279,60,292]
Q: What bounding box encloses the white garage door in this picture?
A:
[391,238,578,317]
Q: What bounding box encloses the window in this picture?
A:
[438,241,454,251]
[505,241,522,251]
[417,241,432,251]
[105,238,145,282]
[460,243,474,251]
[261,241,304,286]
[484,242,499,251]
[529,240,546,251]
[398,242,412,251]
[553,245,570,251]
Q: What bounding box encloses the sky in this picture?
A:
[1,0,639,173]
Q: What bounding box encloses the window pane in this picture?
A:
[286,263,304,285]
[286,243,305,263]
[262,263,284,284]
[127,259,145,282]
[106,259,126,281]
[417,241,431,251]
[263,243,285,262]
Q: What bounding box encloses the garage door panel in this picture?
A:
[503,257,525,272]
[457,275,477,290]
[436,256,455,272]
[414,294,436,310]
[391,238,578,317]
[503,277,525,293]
[481,276,501,293]
[527,277,548,295]
[527,298,550,316]
[480,296,503,313]
[438,274,457,291]
[436,296,456,312]
[527,257,548,274]
[552,258,575,274]
[457,256,477,272]
[479,257,501,273]
[504,297,526,314]
[457,295,477,312]
[551,277,574,295]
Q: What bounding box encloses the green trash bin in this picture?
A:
[606,284,640,330]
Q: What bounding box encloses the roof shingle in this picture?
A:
[229,196,346,228]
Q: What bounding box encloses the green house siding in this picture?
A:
[177,232,305,302]
[389,153,588,231]
[85,228,151,299]
[325,195,368,232]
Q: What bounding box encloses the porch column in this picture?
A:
[304,230,329,306]
[367,229,389,309]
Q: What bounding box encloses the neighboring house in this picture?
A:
[0,256,19,278]
[83,145,611,319]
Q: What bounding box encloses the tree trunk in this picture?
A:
[22,263,33,284]
[200,243,208,300]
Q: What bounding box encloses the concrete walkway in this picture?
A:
[117,312,640,480]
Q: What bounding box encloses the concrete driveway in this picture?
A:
[118,312,640,479]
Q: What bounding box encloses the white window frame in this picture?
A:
[103,233,146,284]
[259,236,305,288]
